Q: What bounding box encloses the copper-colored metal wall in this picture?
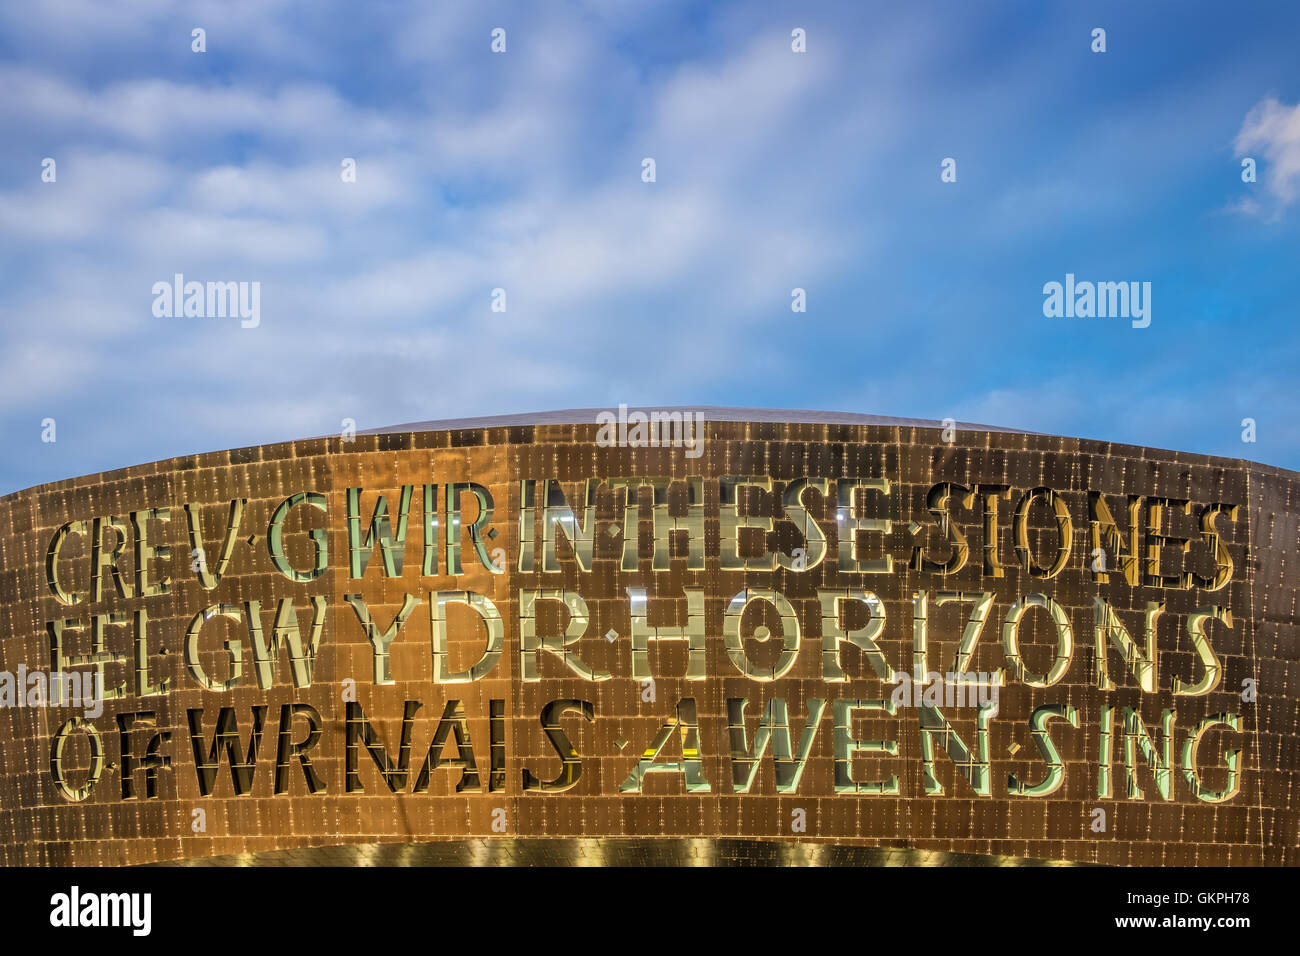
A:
[0,419,1294,866]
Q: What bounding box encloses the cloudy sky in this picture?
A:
[2,0,1298,494]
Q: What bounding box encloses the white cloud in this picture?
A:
[0,7,983,492]
[0,67,401,150]
[0,151,174,239]
[1234,96,1300,215]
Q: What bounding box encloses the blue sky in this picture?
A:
[2,0,1298,494]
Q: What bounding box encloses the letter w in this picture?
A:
[347,486,413,578]
[727,698,826,793]
[246,597,326,689]
[187,706,266,796]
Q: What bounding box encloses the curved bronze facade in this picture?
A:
[0,410,1295,866]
